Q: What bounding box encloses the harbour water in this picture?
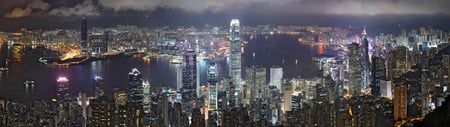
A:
[0,35,336,100]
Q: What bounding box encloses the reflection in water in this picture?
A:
[0,35,337,100]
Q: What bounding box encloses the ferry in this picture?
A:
[24,80,36,88]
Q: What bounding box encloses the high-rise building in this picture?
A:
[90,33,108,54]
[113,88,128,127]
[394,83,407,121]
[229,19,242,102]
[57,76,70,101]
[93,75,105,98]
[182,48,197,122]
[81,17,88,53]
[371,57,386,97]
[361,38,370,91]
[90,96,114,127]
[208,63,218,111]
[128,68,143,104]
[143,81,151,113]
[348,43,363,96]
[245,66,266,101]
[270,67,283,90]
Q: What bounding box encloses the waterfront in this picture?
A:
[0,35,336,100]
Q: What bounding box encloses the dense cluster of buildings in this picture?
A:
[0,18,450,127]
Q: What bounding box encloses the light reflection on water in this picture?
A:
[0,35,337,100]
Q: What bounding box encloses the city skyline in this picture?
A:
[1,1,450,126]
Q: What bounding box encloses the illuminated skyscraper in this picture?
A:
[348,43,363,96]
[91,96,114,127]
[270,67,283,90]
[246,66,267,100]
[182,48,197,121]
[208,63,218,111]
[90,33,108,54]
[143,81,151,113]
[81,17,88,53]
[128,68,143,104]
[93,75,105,98]
[57,76,70,101]
[394,83,407,121]
[229,19,242,101]
[113,88,128,126]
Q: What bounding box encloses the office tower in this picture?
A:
[176,64,182,91]
[270,67,283,90]
[90,33,108,54]
[348,43,363,96]
[93,75,104,98]
[394,83,407,122]
[195,39,201,98]
[208,63,218,111]
[246,66,266,100]
[90,96,114,127]
[57,76,70,101]
[361,38,370,91]
[281,81,293,113]
[127,68,144,126]
[229,19,242,100]
[113,88,128,127]
[143,81,151,113]
[390,46,409,80]
[128,68,143,104]
[182,48,197,123]
[380,80,392,99]
[371,57,386,97]
[81,17,87,53]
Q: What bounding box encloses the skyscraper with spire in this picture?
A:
[229,19,242,106]
[361,27,370,91]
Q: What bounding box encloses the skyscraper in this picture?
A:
[81,17,87,53]
[91,96,114,127]
[229,19,242,101]
[128,68,143,104]
[245,66,267,100]
[93,75,104,98]
[90,33,108,55]
[361,27,370,92]
[270,67,283,91]
[208,63,218,111]
[348,43,363,96]
[143,81,151,113]
[182,48,197,122]
[57,76,70,101]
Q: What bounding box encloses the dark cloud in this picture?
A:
[48,0,99,17]
[4,0,50,18]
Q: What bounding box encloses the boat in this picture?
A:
[24,80,36,88]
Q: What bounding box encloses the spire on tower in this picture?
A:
[362,26,367,38]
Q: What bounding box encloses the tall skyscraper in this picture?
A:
[81,17,88,53]
[93,75,104,98]
[182,48,197,121]
[128,68,143,104]
[348,43,363,96]
[229,19,242,99]
[143,81,151,113]
[361,27,370,92]
[246,66,267,100]
[394,83,407,121]
[57,76,70,101]
[208,63,218,111]
[270,67,283,90]
[371,57,386,97]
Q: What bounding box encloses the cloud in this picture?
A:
[4,0,50,18]
[48,0,99,17]
[97,0,450,15]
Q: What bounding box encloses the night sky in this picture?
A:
[1,0,450,32]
